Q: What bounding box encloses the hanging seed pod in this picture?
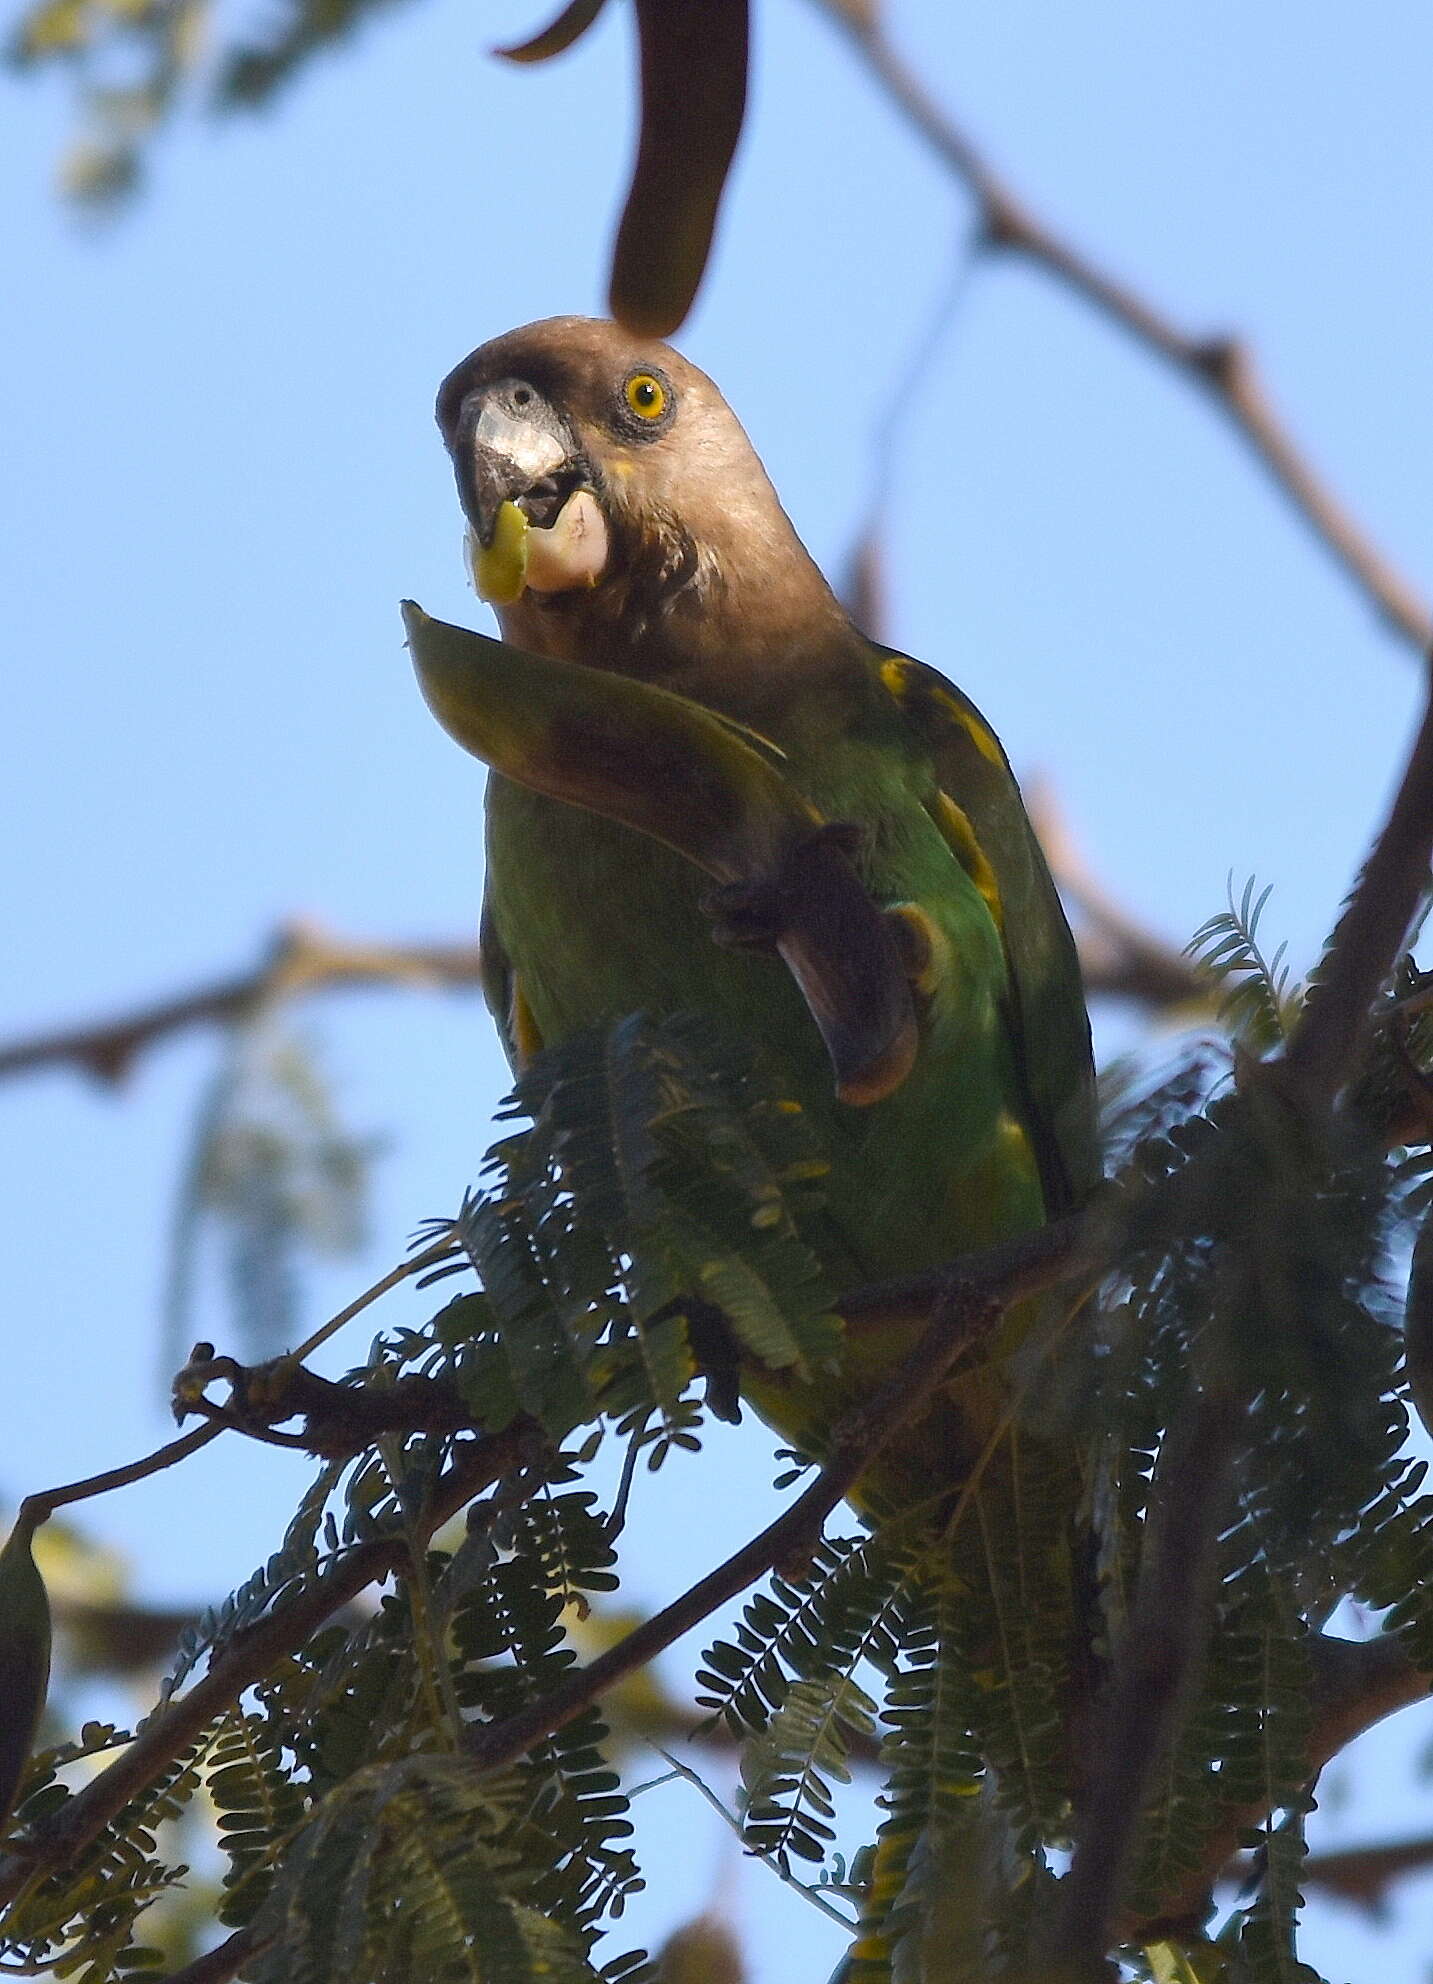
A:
[609,0,749,336]
[0,1512,52,1829]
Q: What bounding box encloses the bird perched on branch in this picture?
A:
[428,315,1098,1487]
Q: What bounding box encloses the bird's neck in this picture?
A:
[494,531,863,724]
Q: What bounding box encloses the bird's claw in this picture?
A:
[702,822,869,952]
[702,876,790,951]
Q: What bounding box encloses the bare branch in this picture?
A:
[817,3,1433,657]
[0,921,484,1087]
[1297,1834,1433,1912]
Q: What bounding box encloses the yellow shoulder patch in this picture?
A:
[881,655,1006,769]
[929,792,1004,934]
[511,978,545,1068]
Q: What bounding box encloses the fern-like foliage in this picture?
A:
[413,1015,845,1465]
[19,952,1433,1984]
[244,1756,602,1984]
[1,1731,211,1978]
[1187,879,1300,1052]
[208,1704,311,1927]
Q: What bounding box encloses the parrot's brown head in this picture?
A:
[435,316,848,687]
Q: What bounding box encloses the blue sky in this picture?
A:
[4,1,1433,1975]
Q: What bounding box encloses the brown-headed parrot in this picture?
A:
[421,315,1098,1497]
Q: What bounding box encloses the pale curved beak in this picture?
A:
[449,381,610,602]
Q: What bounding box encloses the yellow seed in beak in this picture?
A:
[471,500,530,605]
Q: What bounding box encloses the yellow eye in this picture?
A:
[624,372,667,421]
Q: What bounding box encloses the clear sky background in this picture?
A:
[4,2,1433,1976]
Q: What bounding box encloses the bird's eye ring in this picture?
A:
[624,372,667,421]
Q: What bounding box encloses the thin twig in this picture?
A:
[19,1422,225,1528]
[649,1746,857,1929]
[287,1233,455,1365]
[1293,1833,1433,1912]
[462,1221,1076,1774]
[0,921,484,1087]
[817,2,1433,657]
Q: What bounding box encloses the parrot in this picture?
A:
[427,315,1099,1504]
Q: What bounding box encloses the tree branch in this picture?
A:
[818,2,1433,658]
[0,1420,539,1912]
[19,1423,224,1528]
[1057,660,1433,1961]
[1294,1833,1433,1912]
[0,921,484,1087]
[1285,689,1433,1108]
[1138,1630,1431,1934]
[1056,1386,1241,1973]
[461,1220,1080,1774]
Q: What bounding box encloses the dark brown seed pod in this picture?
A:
[608,0,749,337]
[0,1514,52,1830]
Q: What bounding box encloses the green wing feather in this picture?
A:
[404,601,918,1104]
[879,650,1100,1214]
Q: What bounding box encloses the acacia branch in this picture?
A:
[19,1423,224,1528]
[462,1219,1083,1774]
[1140,1630,1432,1934]
[0,921,484,1086]
[1285,688,1433,1108]
[0,1420,540,1912]
[1058,669,1433,1963]
[0,1217,1088,1915]
[1294,1833,1433,1912]
[819,3,1433,657]
[1057,1386,1241,1973]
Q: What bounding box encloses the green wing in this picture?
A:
[879,650,1100,1214]
[478,884,546,1073]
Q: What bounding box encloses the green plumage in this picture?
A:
[422,314,1097,1483]
[481,653,1089,1273]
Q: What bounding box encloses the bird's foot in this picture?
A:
[702,821,868,952]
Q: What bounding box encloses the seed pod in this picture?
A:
[609,0,749,337]
[0,1514,52,1829]
[657,1914,745,1984]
